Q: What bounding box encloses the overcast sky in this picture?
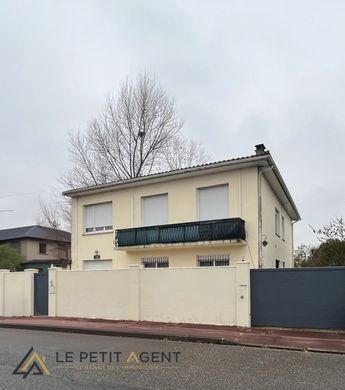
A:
[0,0,344,246]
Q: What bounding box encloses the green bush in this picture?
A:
[0,244,24,271]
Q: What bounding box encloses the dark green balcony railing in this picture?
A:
[115,218,245,247]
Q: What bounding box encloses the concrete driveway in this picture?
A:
[0,328,344,390]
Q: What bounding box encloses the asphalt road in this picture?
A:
[0,328,344,390]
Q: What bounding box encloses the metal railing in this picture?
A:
[115,218,245,247]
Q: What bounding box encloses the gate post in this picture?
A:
[235,262,251,327]
[48,267,62,317]
[0,270,10,316]
[24,269,38,316]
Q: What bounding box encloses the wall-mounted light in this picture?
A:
[262,234,268,247]
[94,250,101,260]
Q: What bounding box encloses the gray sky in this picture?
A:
[0,0,344,246]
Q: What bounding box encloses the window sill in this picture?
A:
[83,230,113,236]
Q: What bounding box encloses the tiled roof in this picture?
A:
[64,152,270,195]
[0,225,71,243]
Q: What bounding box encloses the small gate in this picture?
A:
[34,272,48,316]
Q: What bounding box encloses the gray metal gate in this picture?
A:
[251,267,345,329]
[34,272,48,316]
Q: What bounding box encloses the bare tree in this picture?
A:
[317,217,345,242]
[36,195,71,232]
[61,73,191,189]
[39,73,209,228]
[163,138,210,171]
[36,197,60,229]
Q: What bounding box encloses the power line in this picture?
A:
[0,190,47,199]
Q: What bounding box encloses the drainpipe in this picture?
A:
[291,220,297,267]
[258,166,273,268]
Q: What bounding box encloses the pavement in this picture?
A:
[0,317,345,354]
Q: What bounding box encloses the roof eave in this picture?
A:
[266,156,301,222]
[63,154,270,197]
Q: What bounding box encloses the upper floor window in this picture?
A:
[84,202,113,233]
[197,184,229,221]
[142,193,168,226]
[39,243,47,254]
[275,208,280,237]
[281,215,285,241]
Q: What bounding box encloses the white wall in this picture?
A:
[0,269,37,316]
[140,267,236,325]
[49,263,251,327]
[52,269,131,320]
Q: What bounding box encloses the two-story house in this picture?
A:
[0,225,71,271]
[64,144,300,270]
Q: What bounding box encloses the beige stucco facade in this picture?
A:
[69,156,299,270]
[261,175,294,268]
[20,239,70,262]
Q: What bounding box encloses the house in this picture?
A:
[63,144,300,270]
[0,225,71,271]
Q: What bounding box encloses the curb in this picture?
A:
[1,323,344,354]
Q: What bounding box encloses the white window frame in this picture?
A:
[84,202,113,234]
[281,215,285,241]
[275,208,280,237]
[197,184,229,221]
[197,254,230,267]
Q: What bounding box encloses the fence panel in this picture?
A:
[251,267,345,329]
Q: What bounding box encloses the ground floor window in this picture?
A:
[197,254,230,267]
[141,256,169,268]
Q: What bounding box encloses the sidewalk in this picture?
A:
[1,317,345,354]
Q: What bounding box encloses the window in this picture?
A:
[275,259,280,268]
[197,254,230,267]
[39,243,47,254]
[281,216,285,241]
[197,184,229,221]
[141,257,169,268]
[84,202,112,233]
[142,194,168,226]
[275,208,280,236]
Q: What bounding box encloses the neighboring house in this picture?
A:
[64,144,300,270]
[0,225,71,271]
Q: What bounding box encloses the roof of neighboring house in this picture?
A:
[0,225,71,243]
[62,145,301,221]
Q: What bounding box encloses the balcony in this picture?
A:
[115,218,246,249]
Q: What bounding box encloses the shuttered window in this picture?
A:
[197,184,229,221]
[142,194,168,226]
[84,202,112,233]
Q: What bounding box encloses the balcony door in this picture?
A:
[197,184,229,221]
